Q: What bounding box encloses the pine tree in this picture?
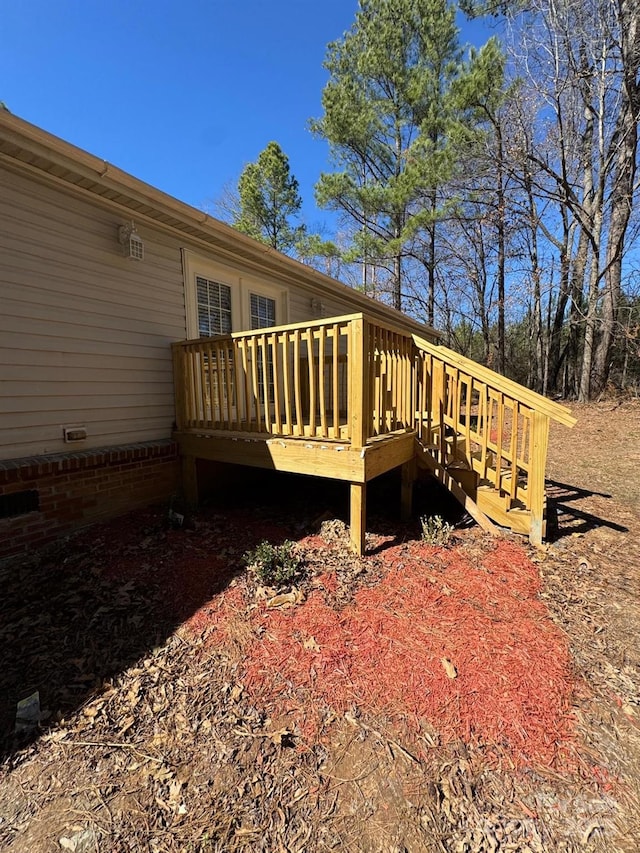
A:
[311,0,503,319]
[234,142,305,254]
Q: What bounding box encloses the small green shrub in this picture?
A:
[420,515,454,546]
[243,540,304,587]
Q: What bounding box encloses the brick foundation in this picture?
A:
[0,440,180,559]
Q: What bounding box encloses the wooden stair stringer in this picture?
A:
[415,440,546,538]
[414,439,500,536]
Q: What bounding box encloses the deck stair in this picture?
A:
[412,335,576,544]
[171,313,576,554]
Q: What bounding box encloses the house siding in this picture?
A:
[0,167,186,460]
[0,166,374,463]
[0,166,365,554]
[287,284,357,325]
[0,116,439,555]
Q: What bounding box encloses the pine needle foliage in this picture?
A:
[234,141,305,254]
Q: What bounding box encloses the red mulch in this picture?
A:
[238,539,576,769]
[69,508,578,770]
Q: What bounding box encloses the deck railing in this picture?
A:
[172,313,416,448]
[413,335,576,541]
[172,314,575,543]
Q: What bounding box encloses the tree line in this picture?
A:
[218,0,640,401]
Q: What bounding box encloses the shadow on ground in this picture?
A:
[545,478,629,541]
[0,465,461,763]
[0,507,244,763]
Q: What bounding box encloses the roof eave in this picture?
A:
[0,111,441,340]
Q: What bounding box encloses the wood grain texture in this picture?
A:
[171,313,571,544]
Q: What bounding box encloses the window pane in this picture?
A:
[196,276,232,336]
[250,293,276,330]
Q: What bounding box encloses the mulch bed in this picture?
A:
[55,506,580,769]
[236,537,577,769]
[0,499,632,851]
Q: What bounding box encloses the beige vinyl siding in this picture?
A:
[0,167,186,459]
[1,153,433,463]
[287,284,357,324]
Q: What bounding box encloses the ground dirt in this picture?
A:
[1,399,639,852]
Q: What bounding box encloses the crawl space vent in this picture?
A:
[0,490,40,519]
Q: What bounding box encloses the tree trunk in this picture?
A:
[591,0,640,394]
[578,202,605,401]
[393,251,402,311]
[548,57,595,395]
[427,190,437,327]
[523,165,546,393]
[565,225,590,397]
[496,125,506,376]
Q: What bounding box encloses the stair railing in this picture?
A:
[413,335,576,544]
[172,318,574,544]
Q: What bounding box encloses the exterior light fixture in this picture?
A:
[118,220,144,260]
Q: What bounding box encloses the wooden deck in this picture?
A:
[172,313,576,553]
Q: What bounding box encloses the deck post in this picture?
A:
[401,459,415,522]
[350,482,366,556]
[182,454,199,509]
[349,315,369,448]
[529,411,550,546]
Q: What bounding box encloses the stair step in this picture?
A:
[476,483,510,510]
[416,441,546,539]
[475,488,533,536]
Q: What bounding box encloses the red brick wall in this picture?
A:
[0,441,180,559]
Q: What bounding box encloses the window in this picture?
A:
[183,250,288,339]
[250,293,277,404]
[196,276,232,336]
[250,293,277,330]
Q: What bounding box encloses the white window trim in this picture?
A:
[242,277,288,331]
[182,249,288,338]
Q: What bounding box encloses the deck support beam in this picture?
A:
[173,429,415,484]
[182,454,199,508]
[350,482,366,556]
[401,459,415,522]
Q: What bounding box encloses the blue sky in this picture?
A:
[1,1,497,233]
